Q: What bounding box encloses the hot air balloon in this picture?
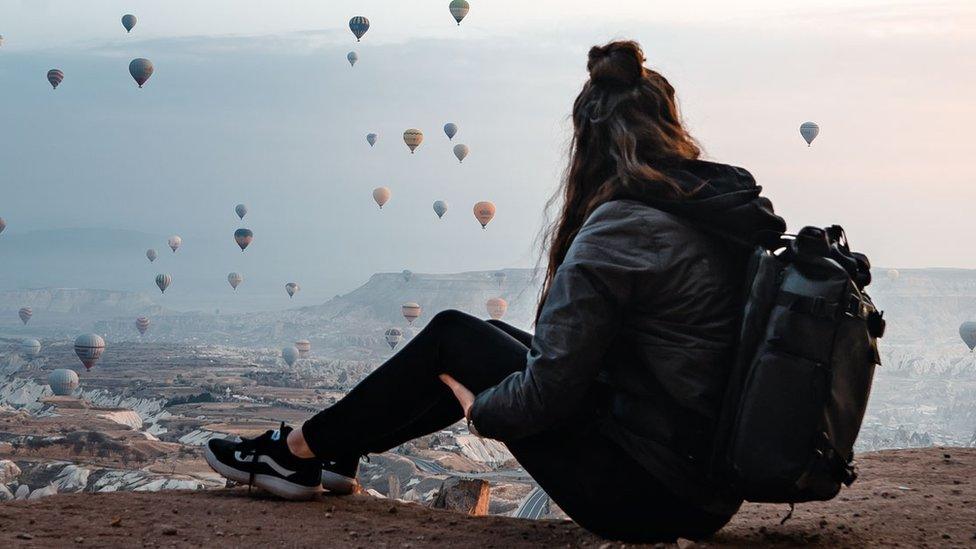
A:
[473,201,496,229]
[234,228,253,251]
[282,346,300,367]
[449,0,471,25]
[155,273,172,293]
[384,327,403,350]
[47,69,64,90]
[74,334,105,371]
[347,51,359,67]
[168,235,182,252]
[0,35,4,47]
[146,248,158,262]
[228,272,243,290]
[800,122,820,146]
[402,269,413,282]
[285,282,300,298]
[962,321,976,351]
[402,302,422,324]
[492,270,507,288]
[349,16,370,41]
[453,144,469,163]
[433,200,448,219]
[444,123,458,140]
[235,204,248,220]
[403,129,424,153]
[486,298,508,320]
[887,269,900,281]
[295,340,311,359]
[129,58,153,88]
[20,339,41,359]
[49,369,80,396]
[373,187,391,209]
[121,14,137,33]
[0,217,5,234]
[18,307,32,325]
[367,133,378,147]
[135,316,151,335]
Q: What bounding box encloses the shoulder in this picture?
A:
[582,199,684,237]
[564,200,671,268]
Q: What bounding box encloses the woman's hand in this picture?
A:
[438,374,475,419]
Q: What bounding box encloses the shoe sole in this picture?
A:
[204,445,323,501]
[321,470,359,495]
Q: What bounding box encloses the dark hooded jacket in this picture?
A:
[469,160,786,514]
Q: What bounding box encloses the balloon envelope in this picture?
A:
[403,129,424,153]
[135,316,151,335]
[285,282,300,298]
[384,327,404,350]
[367,133,378,147]
[444,123,458,140]
[74,334,105,371]
[168,235,182,252]
[146,248,157,262]
[433,200,448,219]
[121,14,137,32]
[402,302,422,324]
[373,187,391,208]
[347,51,359,66]
[473,201,496,229]
[800,122,820,146]
[486,298,508,320]
[962,322,976,351]
[235,204,248,220]
[21,339,41,359]
[49,369,80,396]
[0,217,5,234]
[886,269,900,281]
[155,273,172,293]
[282,346,300,367]
[402,269,413,282]
[129,58,153,88]
[453,144,469,163]
[47,69,64,89]
[349,16,370,41]
[18,307,32,325]
[449,0,471,24]
[234,228,253,251]
[228,272,243,290]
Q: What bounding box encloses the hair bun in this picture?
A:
[587,41,646,87]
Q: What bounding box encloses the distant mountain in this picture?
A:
[0,288,164,334]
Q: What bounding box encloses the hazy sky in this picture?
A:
[0,1,974,307]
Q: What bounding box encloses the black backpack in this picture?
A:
[709,225,885,504]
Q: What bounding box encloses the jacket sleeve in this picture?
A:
[469,202,657,441]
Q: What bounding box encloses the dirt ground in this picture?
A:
[1,447,974,548]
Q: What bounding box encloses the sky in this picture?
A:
[0,1,974,309]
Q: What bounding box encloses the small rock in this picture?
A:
[160,525,178,536]
[599,544,613,549]
[388,505,398,514]
[74,536,85,544]
[110,517,122,527]
[325,513,333,519]
[676,539,697,549]
[17,533,34,540]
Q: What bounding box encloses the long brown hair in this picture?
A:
[537,40,701,319]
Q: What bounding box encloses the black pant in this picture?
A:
[302,310,730,542]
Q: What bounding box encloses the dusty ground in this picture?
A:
[1,448,974,548]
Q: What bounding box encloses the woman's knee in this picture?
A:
[428,309,478,328]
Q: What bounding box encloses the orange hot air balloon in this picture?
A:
[473,201,496,229]
[373,187,391,209]
[486,297,508,320]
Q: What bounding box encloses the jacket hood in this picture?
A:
[618,159,786,249]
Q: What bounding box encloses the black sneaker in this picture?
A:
[321,456,360,494]
[205,423,323,500]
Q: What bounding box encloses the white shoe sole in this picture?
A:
[204,445,323,501]
[321,470,359,495]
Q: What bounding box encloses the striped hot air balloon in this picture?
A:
[473,201,496,229]
[402,302,422,324]
[347,51,359,66]
[228,272,243,290]
[146,248,157,262]
[285,282,300,298]
[433,200,448,219]
[155,273,172,293]
[295,339,311,359]
[367,133,378,147]
[0,217,6,234]
[49,369,80,396]
[234,228,253,251]
[129,58,153,88]
[403,129,423,153]
[486,297,508,320]
[21,339,41,359]
[444,123,458,140]
[18,307,32,325]
[373,187,391,209]
[121,14,137,33]
[74,334,105,371]
[349,16,370,41]
[449,0,471,25]
[453,144,469,163]
[135,316,151,335]
[47,69,64,89]
[384,327,403,350]
[235,204,248,220]
[800,122,820,146]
